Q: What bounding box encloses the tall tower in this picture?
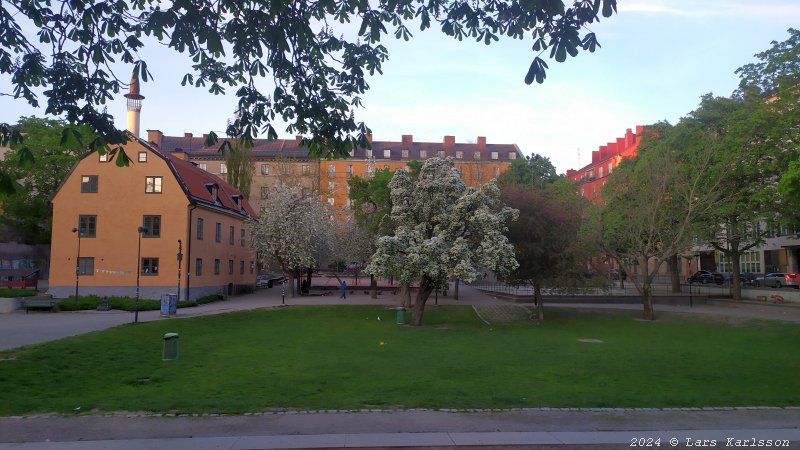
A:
[124,70,145,137]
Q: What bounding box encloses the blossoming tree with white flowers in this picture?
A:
[249,185,333,297]
[367,158,519,326]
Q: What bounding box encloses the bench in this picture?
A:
[21,297,58,313]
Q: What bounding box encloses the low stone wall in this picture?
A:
[0,297,21,313]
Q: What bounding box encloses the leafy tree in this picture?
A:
[584,122,722,320]
[0,0,617,161]
[501,183,585,320]
[0,116,95,243]
[498,154,558,187]
[736,28,800,227]
[367,158,518,326]
[222,139,255,199]
[249,185,333,297]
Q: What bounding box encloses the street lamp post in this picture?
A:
[71,227,82,300]
[177,240,183,301]
[135,226,147,324]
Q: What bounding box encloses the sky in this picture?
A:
[1,0,798,174]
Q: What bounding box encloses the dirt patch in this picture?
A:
[578,339,604,344]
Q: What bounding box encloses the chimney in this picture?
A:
[401,134,413,148]
[567,169,577,179]
[616,137,625,152]
[591,150,599,164]
[607,142,617,154]
[172,148,188,161]
[184,132,193,139]
[366,133,373,144]
[443,135,455,148]
[477,136,486,150]
[124,70,145,138]
[146,130,163,148]
[625,128,634,147]
[635,125,645,136]
[202,133,209,145]
[295,135,303,145]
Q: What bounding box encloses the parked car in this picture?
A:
[609,269,627,280]
[736,272,757,285]
[753,273,799,289]
[688,270,724,285]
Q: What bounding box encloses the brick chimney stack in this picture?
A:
[295,135,303,145]
[477,136,487,150]
[402,134,413,148]
[146,130,163,148]
[443,135,455,148]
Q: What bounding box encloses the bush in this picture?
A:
[0,288,38,298]
[57,294,224,311]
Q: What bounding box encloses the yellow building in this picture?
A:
[49,133,256,300]
[143,132,523,215]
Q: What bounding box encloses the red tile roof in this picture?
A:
[132,133,255,217]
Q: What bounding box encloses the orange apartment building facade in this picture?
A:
[143,131,523,215]
[49,133,256,300]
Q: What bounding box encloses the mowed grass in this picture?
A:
[1,305,799,415]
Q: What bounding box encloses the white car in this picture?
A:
[753,273,799,289]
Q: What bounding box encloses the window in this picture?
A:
[509,152,517,160]
[228,259,234,275]
[229,225,235,245]
[599,166,604,178]
[198,163,207,171]
[138,152,147,162]
[302,164,310,175]
[214,259,221,275]
[608,162,613,174]
[145,176,162,193]
[261,164,269,175]
[327,197,335,206]
[141,257,159,275]
[383,149,391,158]
[327,164,335,178]
[81,175,98,193]
[240,228,245,247]
[220,163,228,174]
[99,152,109,162]
[438,150,445,158]
[78,215,97,238]
[195,258,203,276]
[261,186,269,199]
[142,216,161,238]
[346,165,353,178]
[345,198,351,209]
[78,257,94,275]
[401,149,409,159]
[281,164,290,175]
[328,181,336,192]
[215,222,221,243]
[240,260,245,274]
[474,152,481,160]
[491,152,499,160]
[476,167,483,180]
[419,150,427,159]
[196,218,204,240]
[455,151,463,159]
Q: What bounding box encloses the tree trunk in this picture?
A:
[295,268,302,296]
[411,277,435,326]
[667,254,681,293]
[729,242,742,301]
[454,278,459,300]
[533,283,544,320]
[399,282,411,308]
[370,274,377,299]
[642,283,655,320]
[305,267,313,293]
[287,271,296,298]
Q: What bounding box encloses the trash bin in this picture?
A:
[160,294,178,317]
[396,307,405,325]
[163,333,179,360]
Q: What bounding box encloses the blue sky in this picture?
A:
[1,0,798,173]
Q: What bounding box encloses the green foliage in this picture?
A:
[0,306,798,415]
[498,154,559,188]
[0,1,617,158]
[0,116,97,243]
[57,294,222,311]
[221,138,255,198]
[0,288,38,298]
[778,158,800,222]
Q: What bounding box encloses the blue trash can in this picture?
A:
[160,294,178,317]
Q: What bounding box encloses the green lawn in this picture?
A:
[1,306,798,415]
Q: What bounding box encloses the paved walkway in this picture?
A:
[2,282,800,448]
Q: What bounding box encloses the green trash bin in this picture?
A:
[396,307,405,325]
[163,333,179,360]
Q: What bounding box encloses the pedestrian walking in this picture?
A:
[340,280,347,299]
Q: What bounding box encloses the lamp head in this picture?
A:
[138,226,148,233]
[72,228,78,233]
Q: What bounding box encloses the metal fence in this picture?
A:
[469,277,736,298]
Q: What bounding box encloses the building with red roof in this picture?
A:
[49,132,256,301]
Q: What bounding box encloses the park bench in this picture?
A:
[20,297,58,313]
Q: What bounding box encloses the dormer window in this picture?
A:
[232,194,243,210]
[205,183,219,203]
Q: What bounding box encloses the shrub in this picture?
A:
[0,288,38,298]
[57,294,223,311]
